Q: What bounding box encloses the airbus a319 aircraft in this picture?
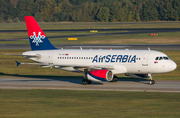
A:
[8,16,177,85]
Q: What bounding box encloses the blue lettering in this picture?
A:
[92,55,137,63]
[102,56,105,62]
[92,55,98,63]
[122,55,128,62]
[98,55,101,62]
[111,55,117,62]
[99,56,105,62]
[130,55,136,63]
[105,55,111,63]
[116,55,122,62]
[128,55,132,62]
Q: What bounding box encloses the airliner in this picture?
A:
[8,16,177,85]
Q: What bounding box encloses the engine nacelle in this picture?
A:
[125,74,149,78]
[84,70,113,82]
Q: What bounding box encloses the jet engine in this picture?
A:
[84,69,113,83]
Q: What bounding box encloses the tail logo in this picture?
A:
[30,32,45,46]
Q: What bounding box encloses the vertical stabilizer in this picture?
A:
[25,16,57,50]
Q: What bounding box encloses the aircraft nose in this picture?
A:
[169,60,177,71]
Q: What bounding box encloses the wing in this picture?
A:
[15,61,114,71]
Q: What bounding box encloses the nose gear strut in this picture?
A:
[149,74,155,85]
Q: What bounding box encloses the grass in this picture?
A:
[1,22,180,30]
[1,31,180,44]
[0,89,180,118]
[0,49,179,80]
[0,30,127,40]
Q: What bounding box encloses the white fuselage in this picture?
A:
[22,49,177,75]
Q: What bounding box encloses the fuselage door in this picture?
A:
[48,52,54,65]
[142,53,149,66]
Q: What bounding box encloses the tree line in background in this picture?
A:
[1,0,180,22]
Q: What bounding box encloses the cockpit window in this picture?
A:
[163,57,169,60]
[155,56,169,60]
[159,57,163,60]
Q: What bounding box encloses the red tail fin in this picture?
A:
[24,16,56,50]
[25,16,46,37]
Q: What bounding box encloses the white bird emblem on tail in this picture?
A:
[30,32,45,46]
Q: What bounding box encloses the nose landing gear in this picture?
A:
[150,79,155,85]
[149,74,155,85]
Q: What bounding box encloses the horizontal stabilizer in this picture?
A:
[15,60,21,67]
[5,54,39,58]
[5,54,23,56]
[15,60,44,67]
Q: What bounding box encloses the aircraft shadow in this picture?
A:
[0,72,149,85]
[118,78,150,85]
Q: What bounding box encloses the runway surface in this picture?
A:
[0,77,180,92]
[1,44,180,50]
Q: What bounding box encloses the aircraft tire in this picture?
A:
[110,76,118,82]
[150,80,155,85]
[82,79,88,85]
[88,80,92,84]
[82,79,91,85]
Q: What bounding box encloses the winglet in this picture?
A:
[15,61,21,67]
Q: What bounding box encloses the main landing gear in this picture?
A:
[82,79,92,85]
[110,75,118,82]
[149,74,155,85]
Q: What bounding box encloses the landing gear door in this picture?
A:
[142,53,149,66]
[48,52,54,65]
